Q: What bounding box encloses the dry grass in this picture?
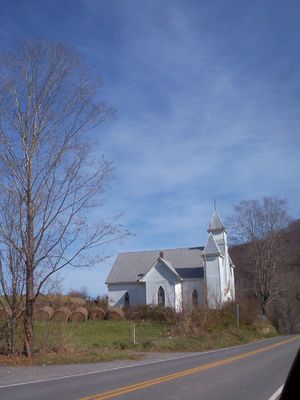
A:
[0,300,278,366]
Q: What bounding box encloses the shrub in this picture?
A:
[35,321,73,353]
[172,307,213,337]
[236,296,261,325]
[124,305,176,323]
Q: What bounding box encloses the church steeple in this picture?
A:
[207,208,226,233]
[203,205,235,307]
[203,233,222,256]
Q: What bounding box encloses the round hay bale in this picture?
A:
[89,306,106,321]
[35,306,54,321]
[106,307,125,321]
[52,306,71,322]
[70,307,89,322]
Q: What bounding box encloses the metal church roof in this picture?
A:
[106,247,204,284]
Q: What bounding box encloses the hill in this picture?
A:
[229,219,300,333]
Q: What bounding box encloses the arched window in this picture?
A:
[124,292,130,308]
[158,286,165,306]
[192,289,198,307]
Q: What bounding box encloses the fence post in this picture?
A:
[132,322,136,345]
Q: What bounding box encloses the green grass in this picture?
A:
[0,313,277,366]
[25,319,169,365]
[67,319,168,351]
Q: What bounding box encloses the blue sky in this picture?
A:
[0,0,299,296]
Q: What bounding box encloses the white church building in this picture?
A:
[106,209,235,310]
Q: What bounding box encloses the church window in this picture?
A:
[192,289,198,306]
[124,292,130,307]
[158,286,165,306]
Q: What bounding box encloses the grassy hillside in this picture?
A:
[0,304,277,366]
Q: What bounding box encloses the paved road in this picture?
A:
[0,335,299,400]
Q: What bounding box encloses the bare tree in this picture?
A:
[229,197,290,315]
[0,192,25,355]
[270,270,300,333]
[0,41,126,357]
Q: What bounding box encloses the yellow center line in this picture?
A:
[80,336,300,400]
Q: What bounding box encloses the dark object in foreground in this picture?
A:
[280,347,300,400]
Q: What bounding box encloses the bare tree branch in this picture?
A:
[0,40,127,357]
[229,197,291,315]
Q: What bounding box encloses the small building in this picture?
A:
[106,209,235,310]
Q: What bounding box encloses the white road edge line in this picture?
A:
[0,336,293,389]
[0,348,235,389]
[268,385,283,400]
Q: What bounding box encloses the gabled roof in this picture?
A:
[208,209,226,233]
[140,257,183,282]
[106,247,204,284]
[202,234,223,256]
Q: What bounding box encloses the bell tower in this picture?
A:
[203,206,234,307]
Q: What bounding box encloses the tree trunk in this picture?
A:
[7,319,16,355]
[23,294,35,357]
[24,243,35,357]
[24,158,35,357]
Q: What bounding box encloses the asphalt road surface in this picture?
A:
[0,335,299,400]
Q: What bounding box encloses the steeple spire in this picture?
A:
[203,233,222,256]
[207,207,226,233]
